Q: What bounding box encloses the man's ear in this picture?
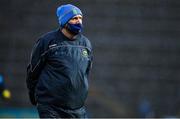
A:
[64,23,68,29]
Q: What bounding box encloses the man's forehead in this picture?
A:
[72,15,82,18]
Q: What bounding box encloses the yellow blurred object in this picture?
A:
[2,89,11,99]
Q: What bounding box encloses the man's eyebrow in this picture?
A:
[73,15,82,18]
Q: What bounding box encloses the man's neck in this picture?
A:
[61,28,75,40]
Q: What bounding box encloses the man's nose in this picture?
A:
[77,19,82,24]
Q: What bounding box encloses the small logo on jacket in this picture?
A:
[49,44,57,48]
[82,49,88,57]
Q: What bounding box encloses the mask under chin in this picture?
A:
[66,23,83,35]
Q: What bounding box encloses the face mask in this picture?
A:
[66,23,83,34]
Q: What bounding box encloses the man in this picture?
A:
[26,4,93,118]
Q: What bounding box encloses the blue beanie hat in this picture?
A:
[56,4,83,27]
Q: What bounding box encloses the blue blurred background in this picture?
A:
[0,0,180,118]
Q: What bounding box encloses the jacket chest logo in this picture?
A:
[82,49,88,57]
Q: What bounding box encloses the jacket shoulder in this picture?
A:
[80,34,92,49]
[39,30,57,43]
[35,29,59,50]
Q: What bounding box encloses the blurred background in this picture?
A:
[0,0,180,118]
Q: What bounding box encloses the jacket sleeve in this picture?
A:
[87,49,93,76]
[86,40,93,76]
[26,38,46,105]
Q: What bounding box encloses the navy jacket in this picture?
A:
[26,29,93,109]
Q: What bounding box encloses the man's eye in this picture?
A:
[71,17,82,21]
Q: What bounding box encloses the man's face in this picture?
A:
[68,15,83,24]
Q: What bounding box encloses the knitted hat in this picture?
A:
[56,4,82,27]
